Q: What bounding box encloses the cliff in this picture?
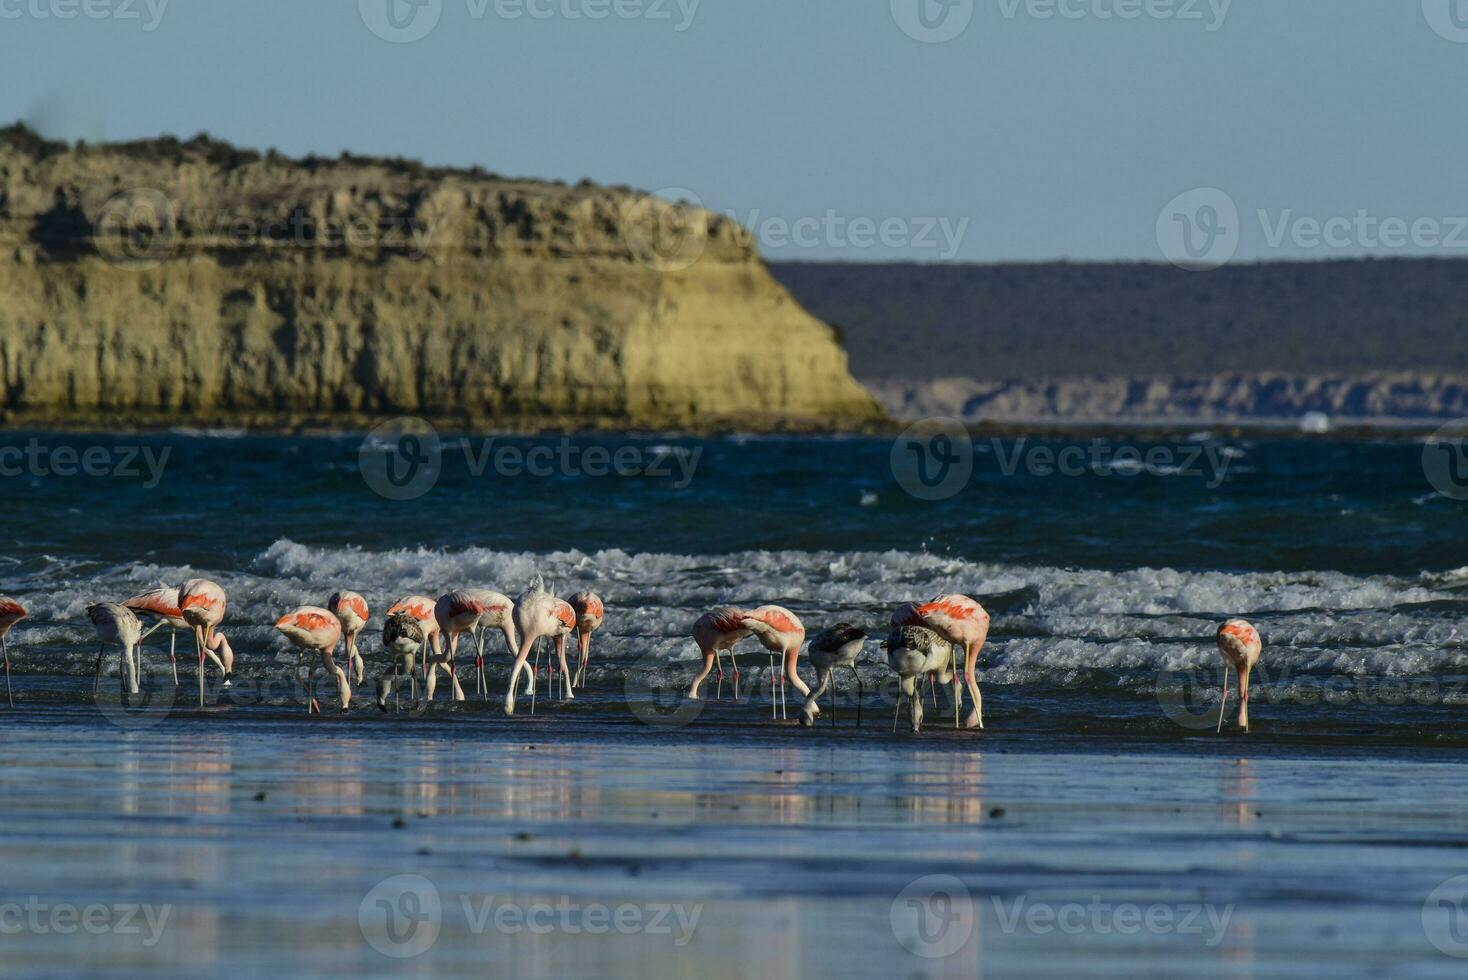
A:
[0,126,883,431]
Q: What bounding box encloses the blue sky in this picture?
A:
[2,0,1464,263]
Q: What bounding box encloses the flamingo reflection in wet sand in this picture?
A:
[435,589,517,700]
[743,606,810,722]
[0,598,27,706]
[327,591,370,685]
[1216,619,1263,733]
[891,594,990,730]
[504,578,574,715]
[376,611,425,711]
[687,606,750,701]
[275,606,348,714]
[801,623,867,728]
[179,579,231,707]
[87,602,142,699]
[568,590,604,689]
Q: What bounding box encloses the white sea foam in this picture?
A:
[15,540,1468,680]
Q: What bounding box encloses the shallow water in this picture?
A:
[2,430,1467,973]
[4,706,1468,978]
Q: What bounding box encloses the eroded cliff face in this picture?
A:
[0,127,883,430]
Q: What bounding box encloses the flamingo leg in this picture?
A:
[474,629,486,700]
[830,668,837,728]
[731,650,740,701]
[169,630,178,686]
[851,665,863,728]
[769,654,777,720]
[1217,665,1231,734]
[1,635,12,708]
[195,625,206,708]
[962,641,984,730]
[530,637,542,716]
[715,646,726,701]
[687,649,714,700]
[93,643,104,698]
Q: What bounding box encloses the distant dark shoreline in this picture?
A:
[770,257,1468,383]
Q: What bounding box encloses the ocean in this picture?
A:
[2,428,1467,977]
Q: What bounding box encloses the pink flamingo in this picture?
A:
[327,591,370,685]
[686,606,750,701]
[275,606,348,713]
[742,606,809,721]
[124,586,234,688]
[567,590,604,689]
[1216,619,1263,733]
[179,579,229,707]
[87,602,142,699]
[0,597,27,707]
[504,579,574,715]
[434,589,517,700]
[891,595,990,730]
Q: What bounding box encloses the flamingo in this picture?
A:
[891,594,990,729]
[123,586,235,689]
[434,589,517,700]
[376,611,424,711]
[504,578,574,715]
[87,602,142,699]
[386,595,444,698]
[1216,619,1263,733]
[275,606,348,714]
[327,591,370,685]
[179,579,229,707]
[567,591,604,690]
[883,624,957,734]
[742,606,809,721]
[686,606,750,701]
[801,623,867,728]
[0,598,26,707]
